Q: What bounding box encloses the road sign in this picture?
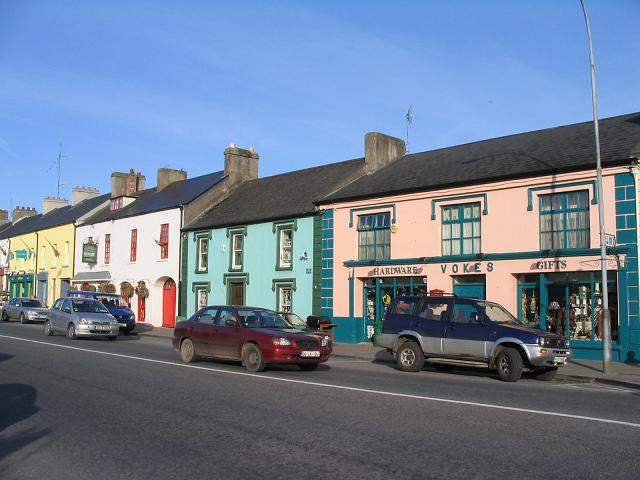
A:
[604,233,616,247]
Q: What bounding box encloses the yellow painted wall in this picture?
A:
[8,232,38,298]
[37,223,75,305]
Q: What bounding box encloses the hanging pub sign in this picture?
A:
[82,242,98,264]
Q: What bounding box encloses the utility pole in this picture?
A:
[580,0,611,373]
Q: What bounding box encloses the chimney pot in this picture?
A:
[364,132,406,174]
[224,144,259,185]
[156,167,188,192]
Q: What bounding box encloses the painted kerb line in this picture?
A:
[2,334,639,429]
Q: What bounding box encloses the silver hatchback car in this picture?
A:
[45,297,118,340]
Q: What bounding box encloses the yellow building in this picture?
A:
[1,192,108,305]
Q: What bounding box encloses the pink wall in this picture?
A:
[324,167,627,318]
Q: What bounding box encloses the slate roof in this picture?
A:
[0,193,110,239]
[84,171,226,224]
[185,159,364,230]
[322,112,640,203]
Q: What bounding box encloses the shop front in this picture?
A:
[344,250,632,361]
[8,273,34,298]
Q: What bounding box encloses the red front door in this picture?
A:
[137,296,146,322]
[163,278,177,328]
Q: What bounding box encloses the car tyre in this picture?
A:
[67,323,77,340]
[298,363,319,371]
[533,367,558,381]
[180,338,196,363]
[395,340,424,372]
[243,344,265,372]
[44,320,53,336]
[1,311,8,322]
[496,347,523,382]
[19,313,28,324]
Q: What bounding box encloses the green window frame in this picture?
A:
[357,213,391,261]
[196,236,209,273]
[539,190,590,250]
[441,203,481,256]
[226,227,247,272]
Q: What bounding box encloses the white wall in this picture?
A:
[74,208,181,327]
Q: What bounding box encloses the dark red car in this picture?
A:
[172,306,331,372]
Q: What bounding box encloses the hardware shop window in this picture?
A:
[357,212,391,260]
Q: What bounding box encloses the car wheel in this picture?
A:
[67,323,77,340]
[1,311,8,321]
[432,362,455,372]
[395,340,424,372]
[180,338,196,363]
[19,313,28,324]
[44,320,54,336]
[299,363,318,371]
[496,347,523,382]
[533,367,558,381]
[243,344,265,372]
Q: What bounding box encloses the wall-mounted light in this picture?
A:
[221,244,226,253]
[300,251,309,261]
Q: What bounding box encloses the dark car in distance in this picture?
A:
[377,294,572,382]
[67,290,136,334]
[172,306,331,372]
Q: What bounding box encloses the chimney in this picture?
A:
[364,132,406,174]
[157,168,187,192]
[111,169,145,198]
[43,197,69,214]
[72,186,100,206]
[12,206,37,223]
[224,144,259,184]
[0,209,8,226]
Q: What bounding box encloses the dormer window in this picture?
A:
[110,197,124,211]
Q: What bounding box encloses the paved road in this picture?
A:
[1,322,639,479]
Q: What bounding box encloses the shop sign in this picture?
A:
[440,262,494,274]
[82,243,98,264]
[370,266,422,276]
[15,250,28,259]
[533,260,567,270]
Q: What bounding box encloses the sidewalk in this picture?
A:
[135,325,640,389]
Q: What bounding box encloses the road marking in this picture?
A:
[2,333,639,429]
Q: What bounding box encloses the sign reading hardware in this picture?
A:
[371,266,422,276]
[82,243,97,264]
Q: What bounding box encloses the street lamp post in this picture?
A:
[579,0,611,373]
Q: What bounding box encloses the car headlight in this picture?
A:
[78,318,89,325]
[26,310,38,318]
[564,339,571,348]
[272,337,292,346]
[321,336,329,347]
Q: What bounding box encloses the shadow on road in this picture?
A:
[0,383,51,461]
[0,353,13,363]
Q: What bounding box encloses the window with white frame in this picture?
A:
[278,227,293,269]
[357,212,391,260]
[40,245,46,269]
[196,288,208,311]
[277,286,293,312]
[231,233,244,270]
[539,190,590,249]
[197,236,208,272]
[64,241,70,267]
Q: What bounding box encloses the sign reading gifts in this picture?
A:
[440,262,494,274]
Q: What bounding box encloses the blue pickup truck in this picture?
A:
[67,290,136,334]
[377,294,571,382]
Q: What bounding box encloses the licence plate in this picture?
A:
[300,351,320,358]
[553,356,567,364]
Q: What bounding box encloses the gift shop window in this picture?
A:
[357,212,391,261]
[441,203,481,256]
[539,190,590,250]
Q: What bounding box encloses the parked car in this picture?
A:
[279,311,335,352]
[377,294,572,382]
[1,297,49,323]
[173,306,331,372]
[45,297,118,340]
[67,290,136,334]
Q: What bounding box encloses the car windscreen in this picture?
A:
[22,299,45,308]
[478,302,519,324]
[237,309,289,329]
[281,312,306,327]
[72,300,110,314]
[96,295,129,308]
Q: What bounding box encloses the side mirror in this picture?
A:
[470,312,486,325]
[63,307,71,314]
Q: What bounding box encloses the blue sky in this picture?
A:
[1,0,639,216]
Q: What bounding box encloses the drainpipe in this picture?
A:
[34,232,39,298]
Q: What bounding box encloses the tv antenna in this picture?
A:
[56,143,67,197]
[405,106,413,153]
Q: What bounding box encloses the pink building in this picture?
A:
[319,112,640,362]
